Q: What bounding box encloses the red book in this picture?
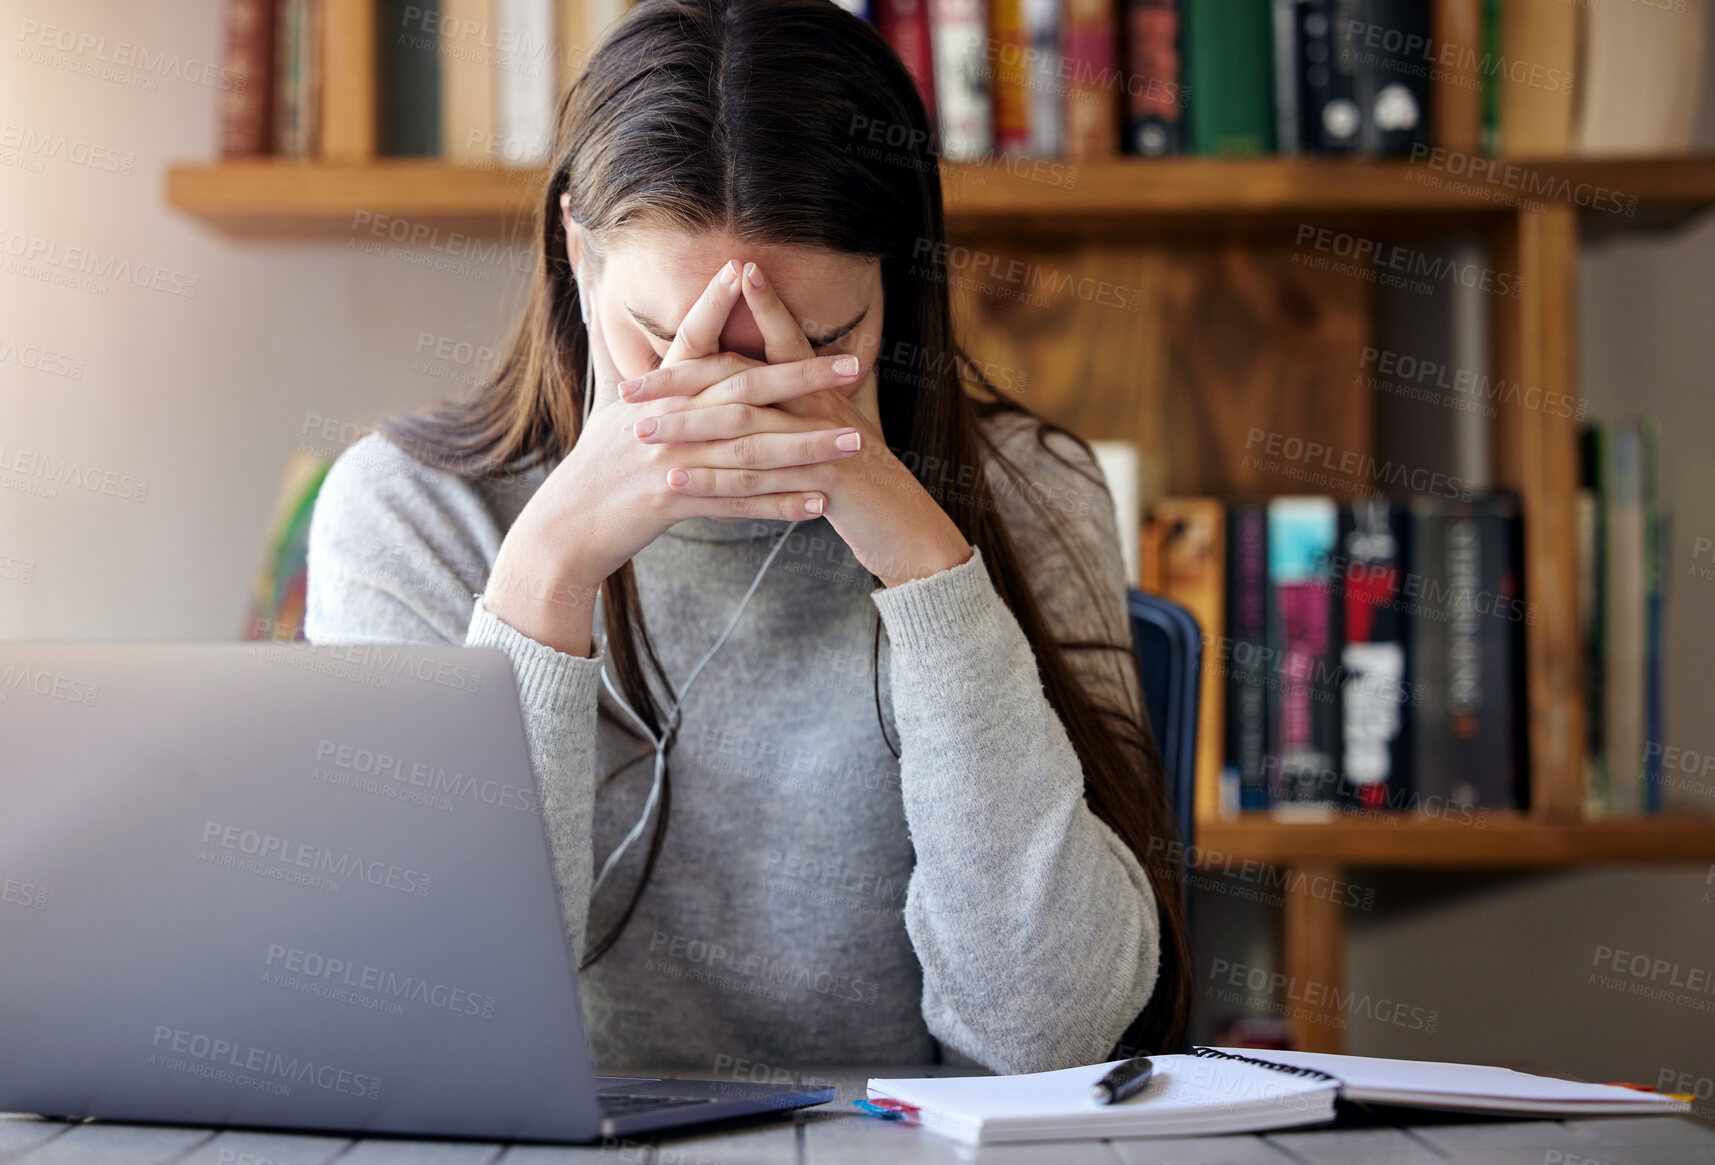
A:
[878,0,938,123]
[219,0,276,156]
[1063,0,1119,158]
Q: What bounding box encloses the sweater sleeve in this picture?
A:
[303,434,606,965]
[869,420,1162,1075]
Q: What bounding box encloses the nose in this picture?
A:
[717,299,767,363]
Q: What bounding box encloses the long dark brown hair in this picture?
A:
[384,0,1189,1055]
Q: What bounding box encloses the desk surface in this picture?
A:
[4,1066,1711,1164]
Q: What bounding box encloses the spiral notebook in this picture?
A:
[866,1047,1691,1145]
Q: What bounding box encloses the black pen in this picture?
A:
[1090,1056,1155,1105]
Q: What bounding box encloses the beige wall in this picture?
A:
[0,0,521,640]
[4,0,1715,1092]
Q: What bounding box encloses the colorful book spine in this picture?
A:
[1021,0,1062,156]
[1266,497,1340,808]
[1226,502,1272,811]
[220,0,276,156]
[879,0,939,122]
[1479,0,1500,155]
[272,0,320,157]
[1335,498,1410,809]
[1125,0,1183,157]
[496,0,557,164]
[929,0,994,159]
[988,0,1030,152]
[1062,0,1120,158]
[1143,500,1228,820]
[1184,0,1275,155]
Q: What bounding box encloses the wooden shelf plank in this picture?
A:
[164,156,1715,236]
[165,160,544,235]
[1196,815,1715,868]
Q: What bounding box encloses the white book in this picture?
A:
[1021,0,1061,157]
[927,0,991,161]
[495,0,557,165]
[868,1047,1689,1145]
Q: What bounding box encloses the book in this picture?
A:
[1062,0,1120,158]
[988,0,1030,152]
[928,0,994,159]
[1479,0,1499,155]
[1576,0,1708,155]
[219,0,276,157]
[1579,424,1606,813]
[1270,0,1300,154]
[1091,441,1144,586]
[1266,497,1340,810]
[1350,0,1431,156]
[273,0,321,157]
[1604,422,1647,813]
[1124,0,1183,157]
[1141,500,1226,821]
[1408,494,1524,811]
[1334,498,1411,810]
[496,0,557,164]
[1495,0,1576,154]
[866,1046,1688,1145]
[1291,0,1361,154]
[878,0,938,122]
[1184,0,1275,155]
[379,0,442,157]
[1225,502,1271,811]
[1430,0,1482,152]
[1021,0,1062,155]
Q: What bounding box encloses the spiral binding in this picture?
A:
[1190,1046,1340,1084]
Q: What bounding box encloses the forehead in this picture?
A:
[599,223,877,338]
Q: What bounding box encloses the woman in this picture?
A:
[307,0,1188,1073]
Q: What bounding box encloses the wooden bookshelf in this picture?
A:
[165,155,1715,236]
[1199,814,1715,868]
[167,0,1715,1058]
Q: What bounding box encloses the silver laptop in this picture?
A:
[0,642,833,1142]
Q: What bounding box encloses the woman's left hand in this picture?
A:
[617,261,973,587]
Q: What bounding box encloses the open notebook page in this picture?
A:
[1210,1048,1691,1114]
[868,1054,1336,1144]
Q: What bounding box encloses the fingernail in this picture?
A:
[718,260,739,286]
[633,417,658,438]
[667,468,690,487]
[834,430,862,452]
[618,377,643,398]
[804,496,824,515]
[745,263,765,289]
[833,355,860,377]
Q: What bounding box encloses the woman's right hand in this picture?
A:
[481,260,864,657]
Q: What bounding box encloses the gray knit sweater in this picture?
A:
[304,411,1160,1075]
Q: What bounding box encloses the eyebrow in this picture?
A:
[625,304,870,348]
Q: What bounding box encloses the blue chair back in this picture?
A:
[1109,588,1203,1058]
[1127,588,1201,855]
